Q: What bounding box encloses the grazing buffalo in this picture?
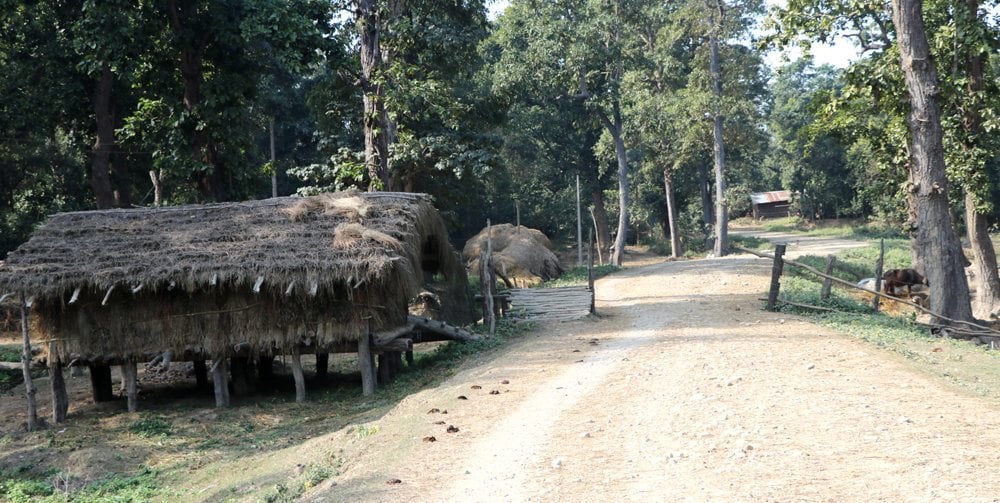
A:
[882,268,928,296]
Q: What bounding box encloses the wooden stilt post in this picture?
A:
[390,351,403,374]
[873,239,885,312]
[315,352,329,381]
[290,346,306,403]
[358,333,376,396]
[193,360,209,390]
[820,255,836,300]
[19,292,37,431]
[123,360,138,413]
[377,352,391,384]
[211,357,230,407]
[765,244,787,312]
[588,227,596,314]
[89,364,114,402]
[230,357,254,396]
[257,355,274,386]
[49,355,68,423]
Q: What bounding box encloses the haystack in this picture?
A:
[0,190,469,364]
[463,223,563,287]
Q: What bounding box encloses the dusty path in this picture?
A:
[309,252,1000,502]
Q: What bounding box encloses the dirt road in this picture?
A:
[310,252,1000,502]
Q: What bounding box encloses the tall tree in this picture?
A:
[890,0,973,322]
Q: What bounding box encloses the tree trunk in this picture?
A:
[165,0,226,202]
[590,187,611,254]
[709,1,728,257]
[598,104,629,266]
[357,0,391,191]
[91,66,115,210]
[699,163,713,246]
[965,192,1000,318]
[958,0,1000,319]
[663,168,683,258]
[890,0,974,323]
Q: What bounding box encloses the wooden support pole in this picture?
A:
[230,357,254,396]
[358,334,376,396]
[588,227,596,314]
[20,292,37,431]
[766,244,787,312]
[257,355,274,386]
[123,360,138,413]
[211,358,230,407]
[377,352,391,385]
[315,353,329,381]
[390,351,404,374]
[193,360,209,390]
[873,238,885,312]
[291,346,306,403]
[89,364,114,402]
[49,354,68,423]
[820,255,836,300]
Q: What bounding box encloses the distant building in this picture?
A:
[750,190,792,219]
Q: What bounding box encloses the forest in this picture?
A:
[2,0,1000,317]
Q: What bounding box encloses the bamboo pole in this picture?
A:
[20,292,37,431]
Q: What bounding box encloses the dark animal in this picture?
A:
[882,268,928,296]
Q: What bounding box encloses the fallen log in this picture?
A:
[408,315,480,342]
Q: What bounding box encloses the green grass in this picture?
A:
[539,265,619,288]
[127,414,173,438]
[0,345,22,362]
[0,466,162,503]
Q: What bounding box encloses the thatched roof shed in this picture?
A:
[0,191,468,364]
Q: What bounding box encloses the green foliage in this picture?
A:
[0,467,160,503]
[0,345,21,362]
[126,415,173,438]
[540,265,621,288]
[729,234,770,251]
[0,369,24,393]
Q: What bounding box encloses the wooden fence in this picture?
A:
[737,244,1000,342]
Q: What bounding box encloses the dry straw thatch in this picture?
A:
[463,223,563,286]
[0,191,467,362]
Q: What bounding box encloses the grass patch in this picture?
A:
[539,265,619,288]
[729,234,770,252]
[127,414,173,438]
[0,466,163,502]
[0,345,21,362]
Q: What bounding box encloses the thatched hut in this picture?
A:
[463,223,563,287]
[0,191,471,412]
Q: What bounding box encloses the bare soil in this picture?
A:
[304,248,1000,502]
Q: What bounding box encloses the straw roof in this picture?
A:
[0,191,467,360]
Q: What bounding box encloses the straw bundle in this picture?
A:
[463,223,563,286]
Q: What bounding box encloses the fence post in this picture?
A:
[588,227,596,315]
[872,238,885,312]
[766,244,786,312]
[820,255,836,300]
